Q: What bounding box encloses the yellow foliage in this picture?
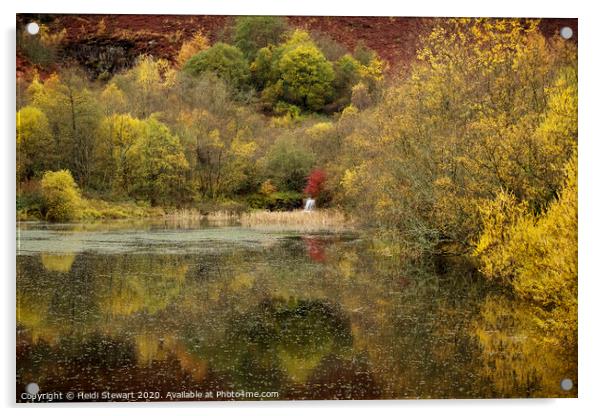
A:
[474,154,577,348]
[38,25,66,48]
[283,29,313,47]
[120,55,177,117]
[40,170,83,222]
[259,179,277,195]
[336,18,577,252]
[473,294,577,397]
[16,105,53,180]
[176,31,210,67]
[230,136,258,158]
[40,253,76,273]
[473,190,532,283]
[99,82,126,114]
[340,104,359,119]
[306,121,334,138]
[96,113,145,195]
[357,54,387,85]
[340,166,362,199]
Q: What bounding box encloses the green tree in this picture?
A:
[183,43,250,91]
[253,30,335,112]
[277,37,335,111]
[233,16,288,61]
[332,54,361,107]
[264,136,314,192]
[40,170,82,222]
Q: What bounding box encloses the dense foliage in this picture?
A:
[183,42,250,91]
[474,155,577,347]
[337,19,576,253]
[16,17,578,392]
[232,16,289,61]
[17,19,577,224]
[39,170,82,221]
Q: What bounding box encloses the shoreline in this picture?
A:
[17,208,357,233]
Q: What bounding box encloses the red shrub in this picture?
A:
[303,169,326,198]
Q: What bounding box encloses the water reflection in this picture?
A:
[302,236,326,262]
[40,253,76,272]
[473,294,578,397]
[16,223,577,401]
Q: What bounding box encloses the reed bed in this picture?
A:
[163,208,354,232]
[207,210,240,221]
[164,208,202,220]
[162,208,238,228]
[239,209,354,232]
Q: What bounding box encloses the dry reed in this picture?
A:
[240,209,354,232]
[163,208,238,227]
[163,208,354,231]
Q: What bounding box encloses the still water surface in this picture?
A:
[16,220,577,401]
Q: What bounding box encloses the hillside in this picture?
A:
[17,14,577,79]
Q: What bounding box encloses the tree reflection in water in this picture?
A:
[16,227,577,401]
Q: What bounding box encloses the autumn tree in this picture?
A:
[128,117,190,206]
[176,31,209,67]
[95,113,145,194]
[40,170,83,221]
[28,70,102,187]
[99,82,127,115]
[16,106,54,180]
[168,71,262,199]
[253,30,335,112]
[474,154,577,352]
[183,42,250,91]
[264,136,314,192]
[112,55,176,118]
[304,169,326,198]
[304,168,333,206]
[338,19,577,252]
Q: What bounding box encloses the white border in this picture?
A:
[3,1,601,415]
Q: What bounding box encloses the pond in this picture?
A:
[16,220,577,401]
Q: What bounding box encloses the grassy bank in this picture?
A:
[17,191,354,233]
[17,195,165,222]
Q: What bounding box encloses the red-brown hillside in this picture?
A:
[16,14,577,79]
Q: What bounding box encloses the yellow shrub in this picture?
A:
[41,253,76,273]
[259,179,277,196]
[474,155,577,347]
[40,170,83,222]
